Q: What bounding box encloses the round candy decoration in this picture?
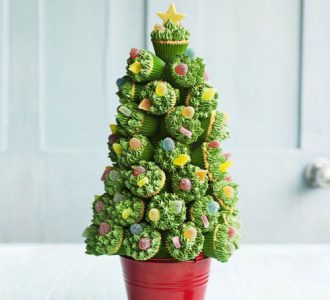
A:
[133,166,146,177]
[175,63,188,76]
[148,208,161,222]
[208,140,221,149]
[130,48,140,60]
[181,106,195,119]
[162,137,175,151]
[138,237,151,250]
[129,138,142,150]
[228,226,237,238]
[95,200,105,213]
[122,208,133,220]
[183,226,197,242]
[185,48,195,59]
[207,201,220,214]
[155,82,168,96]
[179,178,192,191]
[169,200,184,215]
[223,185,235,198]
[137,177,149,187]
[130,223,144,235]
[108,133,119,144]
[108,170,120,181]
[202,87,217,101]
[173,154,190,166]
[99,222,111,236]
[113,193,125,203]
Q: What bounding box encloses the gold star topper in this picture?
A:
[157,3,187,25]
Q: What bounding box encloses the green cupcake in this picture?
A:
[139,81,177,115]
[151,20,190,62]
[218,213,241,250]
[116,102,158,137]
[198,111,230,142]
[83,221,124,256]
[211,180,239,213]
[165,222,204,261]
[104,166,125,196]
[111,191,145,226]
[190,195,220,232]
[114,135,154,167]
[117,79,144,102]
[203,223,236,262]
[126,49,165,82]
[165,106,203,144]
[154,137,191,173]
[171,164,209,203]
[124,161,166,198]
[185,82,218,118]
[146,192,186,230]
[191,141,232,182]
[92,194,112,225]
[123,223,162,260]
[164,54,205,89]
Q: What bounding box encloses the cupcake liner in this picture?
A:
[139,114,158,136]
[116,243,127,256]
[152,41,189,62]
[148,54,166,80]
[141,142,154,161]
[198,116,212,142]
[203,232,216,257]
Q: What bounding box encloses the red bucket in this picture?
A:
[120,254,211,300]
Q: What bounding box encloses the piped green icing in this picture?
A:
[212,180,239,208]
[165,106,203,144]
[83,222,124,256]
[190,195,219,232]
[115,135,154,167]
[123,223,161,260]
[171,164,208,203]
[186,82,218,118]
[165,54,205,89]
[140,81,177,115]
[92,194,113,225]
[118,80,144,101]
[146,192,186,230]
[199,111,230,142]
[165,222,204,261]
[154,139,190,173]
[124,161,166,198]
[151,20,190,41]
[104,166,125,196]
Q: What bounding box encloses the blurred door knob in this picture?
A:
[305,158,330,188]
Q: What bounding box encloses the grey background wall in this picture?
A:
[0,0,329,243]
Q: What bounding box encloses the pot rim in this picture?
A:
[120,252,210,264]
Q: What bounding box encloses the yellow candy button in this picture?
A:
[155,82,168,96]
[137,177,149,187]
[195,169,208,182]
[173,154,191,166]
[109,124,118,134]
[219,160,232,172]
[223,186,235,198]
[183,227,197,241]
[113,143,123,155]
[129,61,142,74]
[181,106,195,119]
[122,208,133,220]
[148,208,161,222]
[202,88,216,101]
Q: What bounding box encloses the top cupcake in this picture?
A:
[151,4,190,62]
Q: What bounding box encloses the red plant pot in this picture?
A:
[120,254,211,300]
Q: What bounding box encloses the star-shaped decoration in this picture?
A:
[157,3,187,25]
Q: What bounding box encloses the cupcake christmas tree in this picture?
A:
[83,1,240,270]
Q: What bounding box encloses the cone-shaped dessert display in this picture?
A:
[83,3,241,266]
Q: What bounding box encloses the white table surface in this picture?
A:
[0,244,329,300]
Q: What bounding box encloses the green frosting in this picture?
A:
[203,223,235,262]
[104,166,125,196]
[118,80,144,101]
[83,222,124,255]
[165,106,203,144]
[124,161,166,198]
[151,20,190,41]
[146,192,186,230]
[165,54,205,89]
[112,192,145,226]
[92,194,113,225]
[171,164,209,203]
[218,213,241,249]
[212,180,239,209]
[126,49,165,82]
[154,138,190,173]
[123,223,162,260]
[165,222,204,261]
[115,135,154,167]
[199,111,230,142]
[140,81,177,115]
[186,82,218,118]
[203,143,228,181]
[190,195,219,232]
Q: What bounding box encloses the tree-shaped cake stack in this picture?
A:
[83,3,241,263]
